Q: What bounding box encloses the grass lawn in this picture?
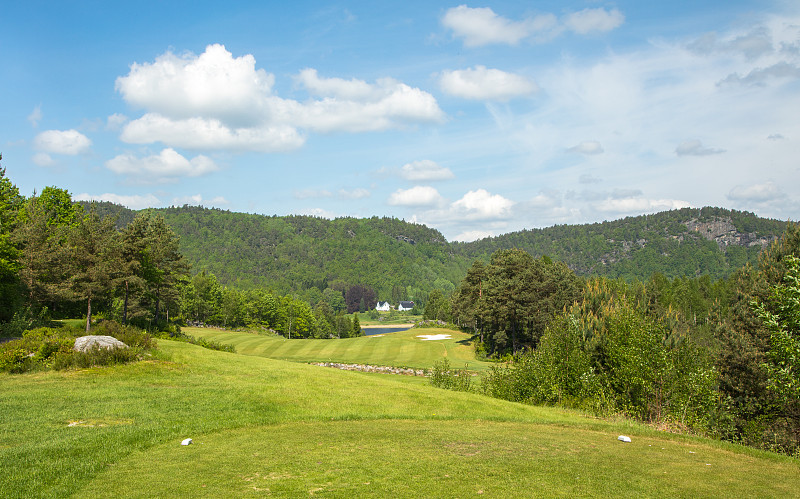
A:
[2,340,798,497]
[187,326,493,371]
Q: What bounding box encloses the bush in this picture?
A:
[0,321,155,374]
[429,358,472,392]
[0,345,30,373]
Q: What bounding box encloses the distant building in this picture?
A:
[398,301,415,311]
[376,301,390,311]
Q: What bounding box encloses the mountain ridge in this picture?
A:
[80,201,790,299]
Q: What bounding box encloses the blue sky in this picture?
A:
[2,1,799,241]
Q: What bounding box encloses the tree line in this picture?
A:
[0,162,366,339]
[434,224,800,456]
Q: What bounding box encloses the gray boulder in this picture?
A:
[73,335,129,353]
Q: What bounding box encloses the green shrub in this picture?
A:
[0,344,30,373]
[429,358,472,392]
[0,321,155,374]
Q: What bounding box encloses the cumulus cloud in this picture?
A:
[564,8,624,35]
[32,153,55,167]
[121,114,305,152]
[74,192,161,210]
[441,5,623,47]
[442,5,533,47]
[116,44,442,152]
[439,66,538,101]
[399,160,455,181]
[105,148,218,183]
[296,68,377,100]
[116,44,275,126]
[727,182,784,202]
[568,141,604,155]
[172,194,229,206]
[388,186,444,207]
[675,139,725,156]
[33,129,91,155]
[451,189,514,220]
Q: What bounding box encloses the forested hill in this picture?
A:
[82,202,788,294]
[453,207,787,281]
[83,202,466,298]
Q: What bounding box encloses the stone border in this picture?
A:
[311,362,426,376]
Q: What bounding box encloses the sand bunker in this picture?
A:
[416,334,452,341]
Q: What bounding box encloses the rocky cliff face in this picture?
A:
[683,217,775,249]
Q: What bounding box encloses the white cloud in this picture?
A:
[451,189,514,220]
[442,5,623,47]
[33,129,91,155]
[116,43,275,126]
[172,194,229,206]
[105,148,218,183]
[452,230,494,242]
[727,182,784,202]
[121,113,305,152]
[564,8,624,35]
[338,188,370,200]
[675,140,725,156]
[441,5,532,47]
[74,193,161,210]
[296,68,377,100]
[32,152,54,166]
[294,189,333,199]
[439,66,538,101]
[293,75,444,133]
[399,160,455,181]
[568,141,604,155]
[28,106,42,128]
[116,44,442,152]
[301,207,337,219]
[593,196,691,214]
[718,62,800,86]
[106,113,129,130]
[388,186,444,207]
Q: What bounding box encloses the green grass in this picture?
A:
[187,326,493,371]
[1,340,797,497]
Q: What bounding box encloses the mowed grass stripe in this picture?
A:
[188,327,492,370]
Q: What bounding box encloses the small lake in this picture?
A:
[362,326,413,336]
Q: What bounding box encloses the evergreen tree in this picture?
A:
[67,207,121,332]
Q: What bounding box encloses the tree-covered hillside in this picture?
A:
[82,203,789,297]
[453,207,787,281]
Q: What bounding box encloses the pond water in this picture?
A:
[362,326,413,336]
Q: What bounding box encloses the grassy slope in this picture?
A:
[187,326,493,371]
[1,341,797,498]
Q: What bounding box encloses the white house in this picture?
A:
[398,301,415,311]
[376,301,391,312]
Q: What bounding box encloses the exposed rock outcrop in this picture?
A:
[73,335,128,353]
